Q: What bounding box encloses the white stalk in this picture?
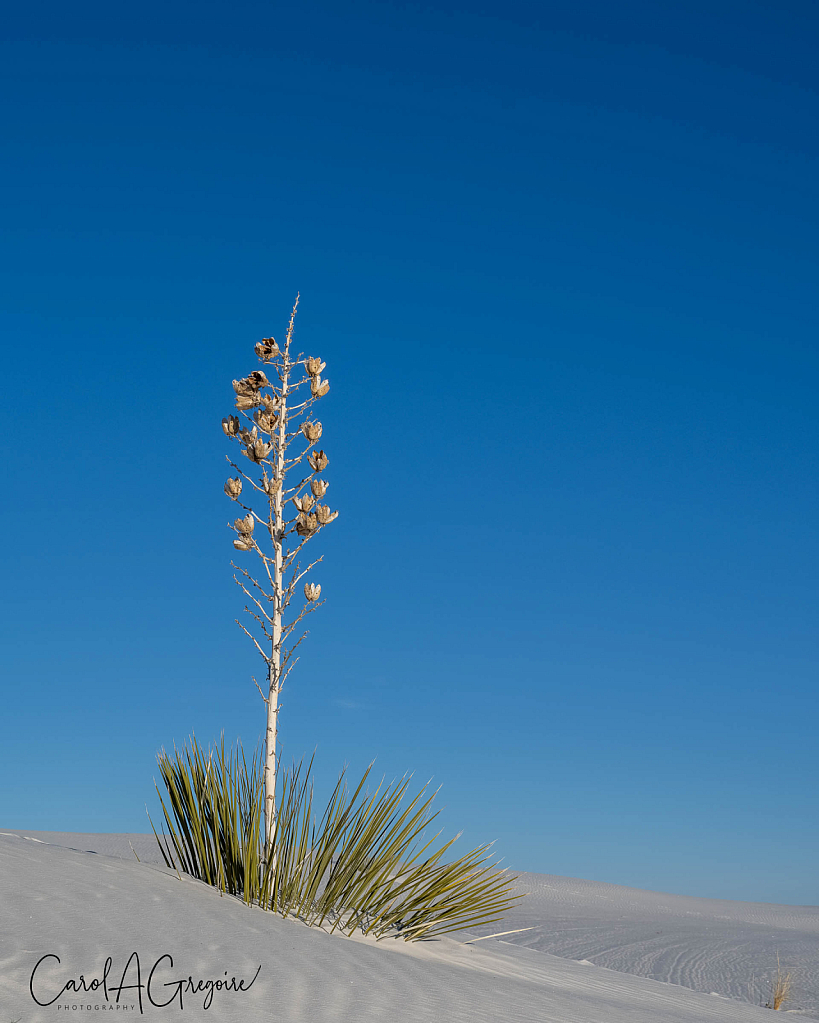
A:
[225,296,336,868]
[265,325,291,853]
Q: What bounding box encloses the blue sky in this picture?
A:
[1,0,817,904]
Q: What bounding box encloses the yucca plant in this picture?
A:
[151,299,525,938]
[151,736,522,940]
[221,296,337,853]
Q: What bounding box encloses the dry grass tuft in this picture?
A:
[764,952,793,1010]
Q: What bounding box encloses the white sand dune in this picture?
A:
[1,830,814,1021]
[478,871,819,1017]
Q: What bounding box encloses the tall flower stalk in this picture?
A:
[222,296,338,854]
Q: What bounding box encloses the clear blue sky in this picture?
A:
[1,0,817,905]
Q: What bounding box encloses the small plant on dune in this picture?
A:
[151,298,523,937]
[764,952,793,1010]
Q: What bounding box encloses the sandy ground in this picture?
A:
[476,870,819,1017]
[1,830,814,1021]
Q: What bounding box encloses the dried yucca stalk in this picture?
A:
[222,295,338,853]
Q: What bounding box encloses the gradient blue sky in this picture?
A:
[1,0,817,904]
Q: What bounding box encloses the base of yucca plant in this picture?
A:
[149,735,522,940]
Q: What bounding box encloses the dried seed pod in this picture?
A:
[239,425,257,444]
[307,449,329,472]
[235,393,260,411]
[310,478,329,498]
[295,511,318,536]
[234,371,269,393]
[244,439,273,463]
[315,503,338,526]
[233,537,254,552]
[224,477,242,499]
[254,408,277,433]
[263,475,282,496]
[301,420,323,442]
[262,393,280,411]
[234,513,255,534]
[310,375,330,398]
[304,582,321,601]
[305,356,326,376]
[255,337,280,360]
[222,415,241,437]
[292,493,315,513]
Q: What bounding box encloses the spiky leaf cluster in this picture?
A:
[151,737,522,942]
